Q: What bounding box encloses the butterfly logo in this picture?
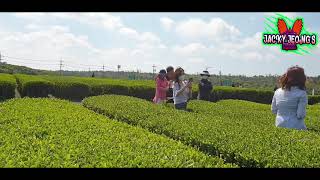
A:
[277,19,303,50]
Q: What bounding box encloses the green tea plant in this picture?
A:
[0,73,16,100]
[0,98,234,168]
[2,73,318,104]
[14,74,54,97]
[40,75,90,100]
[83,95,320,167]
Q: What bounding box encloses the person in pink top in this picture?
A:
[153,69,169,104]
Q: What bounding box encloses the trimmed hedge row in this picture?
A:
[209,86,320,105]
[40,76,90,101]
[0,98,233,168]
[187,99,320,133]
[83,95,320,167]
[210,86,274,104]
[40,76,155,101]
[0,73,16,100]
[15,74,54,98]
[11,74,320,105]
[70,77,155,100]
[308,95,320,105]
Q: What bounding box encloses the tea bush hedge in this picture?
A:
[8,73,320,104]
[308,95,320,105]
[0,98,234,168]
[0,73,16,100]
[210,86,274,104]
[210,86,320,105]
[70,77,155,100]
[83,95,320,167]
[188,99,320,133]
[15,74,54,98]
[41,76,90,101]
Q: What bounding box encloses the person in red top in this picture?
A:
[153,69,169,104]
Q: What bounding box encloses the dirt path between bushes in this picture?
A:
[15,87,21,98]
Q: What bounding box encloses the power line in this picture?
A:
[63,64,83,70]
[65,61,116,70]
[1,51,122,73]
[64,63,115,71]
[3,55,103,68]
[4,58,59,66]
[3,55,60,63]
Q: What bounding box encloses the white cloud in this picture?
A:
[139,32,161,43]
[14,13,48,22]
[49,13,124,30]
[175,18,241,41]
[160,17,175,31]
[187,57,205,63]
[170,31,283,66]
[14,13,162,46]
[242,52,263,61]
[24,24,43,30]
[172,43,207,56]
[119,27,139,37]
[8,13,319,75]
[0,25,99,70]
[1,20,282,74]
[118,27,161,46]
[14,13,124,31]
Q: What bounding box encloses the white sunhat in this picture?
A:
[200,70,210,77]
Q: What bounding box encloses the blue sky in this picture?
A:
[0,13,319,76]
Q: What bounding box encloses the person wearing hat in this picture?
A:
[153,69,169,104]
[197,70,213,101]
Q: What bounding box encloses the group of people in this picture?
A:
[153,66,212,110]
[153,65,310,131]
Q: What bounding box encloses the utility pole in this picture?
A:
[59,58,63,76]
[117,65,121,78]
[102,64,105,77]
[0,51,3,64]
[152,64,156,74]
[219,70,222,86]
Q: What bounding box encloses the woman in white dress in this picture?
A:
[271,66,308,130]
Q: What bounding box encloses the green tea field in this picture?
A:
[0,73,319,167]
